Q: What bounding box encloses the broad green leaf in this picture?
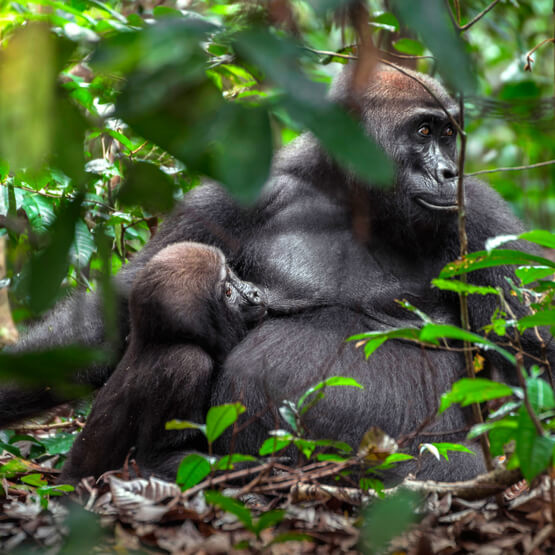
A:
[392,38,425,56]
[39,433,76,455]
[467,419,518,441]
[439,378,513,413]
[0,159,8,180]
[515,266,554,285]
[431,279,499,296]
[372,12,400,32]
[348,328,420,358]
[205,403,246,444]
[516,406,554,482]
[360,491,421,554]
[517,310,555,332]
[419,324,515,364]
[118,161,175,213]
[293,438,317,459]
[28,194,83,314]
[391,0,475,93]
[0,345,108,391]
[440,250,555,279]
[297,376,363,410]
[519,230,555,249]
[526,378,555,412]
[21,473,47,487]
[70,219,95,270]
[0,25,56,171]
[176,453,211,490]
[22,195,56,234]
[234,28,394,186]
[204,490,254,531]
[259,436,292,456]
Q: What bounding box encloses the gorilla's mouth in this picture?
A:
[415,196,458,212]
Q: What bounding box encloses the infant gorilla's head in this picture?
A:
[129,241,267,357]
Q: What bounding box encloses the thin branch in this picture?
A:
[465,159,555,177]
[459,0,501,32]
[524,38,555,71]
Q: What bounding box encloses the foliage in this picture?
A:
[0,0,553,551]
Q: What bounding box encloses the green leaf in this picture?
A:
[28,194,83,314]
[39,433,76,455]
[360,491,421,554]
[519,230,555,249]
[423,442,475,461]
[372,12,400,32]
[205,403,246,444]
[21,473,47,487]
[234,28,394,186]
[526,378,555,412]
[165,419,206,435]
[431,279,499,296]
[268,532,313,545]
[204,490,254,532]
[213,454,257,471]
[419,323,515,364]
[516,406,554,482]
[391,0,475,93]
[119,161,175,213]
[515,266,554,285]
[279,401,298,433]
[259,436,292,456]
[22,194,56,234]
[360,478,385,497]
[439,378,513,413]
[518,310,555,332]
[440,250,555,279]
[297,376,363,411]
[0,346,108,392]
[255,509,286,534]
[176,454,211,490]
[392,38,425,56]
[293,438,317,459]
[70,219,95,270]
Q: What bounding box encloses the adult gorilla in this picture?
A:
[0,65,548,480]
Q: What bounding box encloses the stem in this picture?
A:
[465,159,555,177]
[456,95,494,471]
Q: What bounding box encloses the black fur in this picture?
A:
[59,241,266,484]
[2,65,552,481]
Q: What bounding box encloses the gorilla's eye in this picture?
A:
[418,125,431,137]
[443,126,455,137]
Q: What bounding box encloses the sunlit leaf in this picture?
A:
[205,403,246,444]
[176,454,211,490]
[516,406,554,482]
[431,279,499,296]
[439,378,513,413]
[440,250,555,279]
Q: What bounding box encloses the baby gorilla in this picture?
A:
[60,241,266,484]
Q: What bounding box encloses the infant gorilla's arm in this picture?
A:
[59,241,266,484]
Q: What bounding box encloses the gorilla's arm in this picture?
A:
[0,183,245,428]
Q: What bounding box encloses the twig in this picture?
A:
[14,420,84,432]
[465,159,555,177]
[456,94,493,471]
[515,353,545,436]
[459,0,501,32]
[524,38,555,72]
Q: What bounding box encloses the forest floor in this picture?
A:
[0,414,553,554]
